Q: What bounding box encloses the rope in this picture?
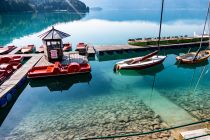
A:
[81,119,210,140]
[194,65,207,92]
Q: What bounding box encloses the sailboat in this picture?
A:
[176,2,210,64]
[114,0,166,70]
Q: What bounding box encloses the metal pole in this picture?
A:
[157,0,165,52]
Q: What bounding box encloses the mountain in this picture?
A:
[0,0,89,12]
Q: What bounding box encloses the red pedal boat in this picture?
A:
[0,45,16,54]
[0,64,14,75]
[76,43,87,54]
[28,62,91,79]
[36,45,44,53]
[21,45,35,53]
[0,70,12,84]
[63,43,72,52]
[0,56,23,63]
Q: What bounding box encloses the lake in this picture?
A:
[0,8,210,140]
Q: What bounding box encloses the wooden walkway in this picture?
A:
[0,55,42,99]
[94,41,209,55]
[87,45,96,57]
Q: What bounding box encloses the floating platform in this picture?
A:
[94,41,209,55]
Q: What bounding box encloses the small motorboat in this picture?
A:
[63,43,72,52]
[36,46,44,53]
[0,45,16,55]
[76,43,87,54]
[21,45,35,53]
[176,51,210,64]
[114,51,166,70]
[28,62,91,79]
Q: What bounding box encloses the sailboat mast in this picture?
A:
[157,0,165,52]
[193,2,210,61]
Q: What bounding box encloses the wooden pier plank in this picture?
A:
[94,41,209,53]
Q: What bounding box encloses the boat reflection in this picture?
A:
[29,73,92,92]
[114,64,164,76]
[175,60,209,69]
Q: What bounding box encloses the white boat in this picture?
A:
[115,51,166,70]
[114,0,166,71]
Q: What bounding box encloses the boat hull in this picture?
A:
[27,62,91,79]
[115,55,166,70]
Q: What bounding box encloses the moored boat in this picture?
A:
[115,51,166,70]
[28,62,91,79]
[0,45,16,55]
[21,45,35,53]
[76,43,87,54]
[36,46,44,53]
[176,2,210,65]
[63,43,72,52]
[176,51,210,64]
[0,56,23,63]
[114,0,166,71]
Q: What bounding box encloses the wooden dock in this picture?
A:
[0,55,42,107]
[94,41,209,55]
[87,45,96,57]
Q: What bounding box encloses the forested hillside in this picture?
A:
[0,0,89,12]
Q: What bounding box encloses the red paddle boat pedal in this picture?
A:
[28,62,91,79]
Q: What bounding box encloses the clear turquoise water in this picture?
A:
[0,8,210,139]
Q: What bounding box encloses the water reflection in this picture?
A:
[29,73,92,92]
[0,81,28,126]
[175,60,209,69]
[0,12,86,45]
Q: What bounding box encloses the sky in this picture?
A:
[81,0,209,10]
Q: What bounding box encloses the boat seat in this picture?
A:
[68,63,80,73]
[46,67,54,72]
